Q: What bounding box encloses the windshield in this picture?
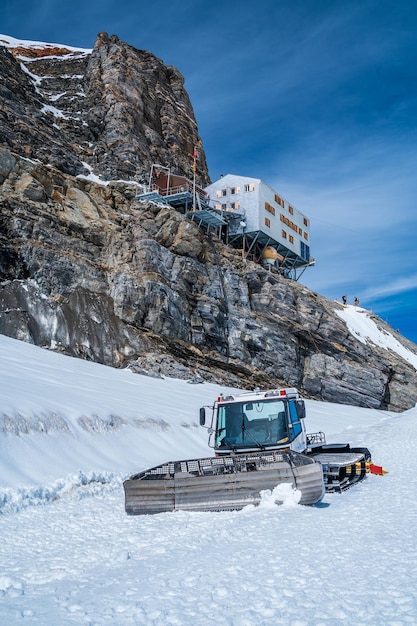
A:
[215,399,289,450]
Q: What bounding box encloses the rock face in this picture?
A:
[1,34,417,412]
[0,33,209,185]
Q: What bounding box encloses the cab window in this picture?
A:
[288,401,302,439]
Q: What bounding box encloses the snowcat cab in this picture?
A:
[200,388,307,455]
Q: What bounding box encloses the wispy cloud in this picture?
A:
[362,275,417,301]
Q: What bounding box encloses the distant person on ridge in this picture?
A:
[342,295,347,305]
[354,297,359,306]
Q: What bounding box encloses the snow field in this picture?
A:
[1,304,417,624]
[1,407,417,625]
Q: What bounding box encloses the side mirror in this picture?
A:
[199,407,206,426]
[295,400,306,419]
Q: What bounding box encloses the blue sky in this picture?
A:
[2,0,417,342]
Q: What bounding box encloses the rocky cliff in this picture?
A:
[1,34,417,412]
[0,32,209,185]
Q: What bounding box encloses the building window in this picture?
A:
[303,217,308,227]
[222,189,227,197]
[282,229,287,239]
[265,217,271,228]
[288,205,294,215]
[304,232,309,240]
[298,227,302,235]
[265,202,275,215]
[222,203,227,210]
[244,184,255,192]
[230,202,235,210]
[275,194,285,208]
[230,187,236,195]
[301,242,310,261]
[289,235,294,243]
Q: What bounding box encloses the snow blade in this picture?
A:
[124,450,325,515]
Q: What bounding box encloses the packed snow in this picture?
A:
[1,310,417,625]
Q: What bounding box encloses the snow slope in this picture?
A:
[336,304,417,370]
[1,309,417,624]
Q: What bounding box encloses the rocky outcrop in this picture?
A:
[1,148,417,412]
[0,33,209,185]
[1,34,417,412]
[85,32,209,184]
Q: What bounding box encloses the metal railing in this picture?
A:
[145,182,208,203]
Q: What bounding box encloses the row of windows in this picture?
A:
[216,187,239,198]
[216,184,255,198]
[280,213,299,233]
[265,202,275,216]
[264,202,308,229]
[279,213,309,236]
[264,218,309,241]
[215,202,241,211]
[274,194,285,208]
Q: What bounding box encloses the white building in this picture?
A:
[205,174,313,278]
